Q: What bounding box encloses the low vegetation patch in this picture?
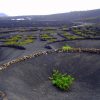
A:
[62,45,73,51]
[5,35,22,45]
[72,27,95,38]
[5,35,34,46]
[40,34,56,41]
[62,32,79,40]
[49,70,75,91]
[27,35,37,39]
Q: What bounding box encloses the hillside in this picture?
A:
[0,13,7,17]
[7,9,100,21]
[0,9,100,27]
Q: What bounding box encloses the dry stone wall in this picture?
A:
[0,48,100,71]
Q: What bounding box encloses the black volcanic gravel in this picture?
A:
[0,52,100,100]
[49,40,100,50]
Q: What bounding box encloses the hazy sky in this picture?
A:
[0,0,100,16]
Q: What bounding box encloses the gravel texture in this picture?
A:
[0,53,100,100]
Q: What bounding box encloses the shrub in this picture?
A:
[62,45,73,51]
[49,70,75,91]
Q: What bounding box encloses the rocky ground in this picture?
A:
[0,26,100,100]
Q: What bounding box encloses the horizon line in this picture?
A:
[1,8,100,17]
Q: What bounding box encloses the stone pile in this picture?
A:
[0,91,8,100]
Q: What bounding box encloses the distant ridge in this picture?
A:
[0,13,7,17]
[7,9,100,22]
[0,9,100,27]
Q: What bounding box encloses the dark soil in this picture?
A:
[0,40,47,64]
[0,52,100,100]
[0,26,100,100]
[49,40,100,50]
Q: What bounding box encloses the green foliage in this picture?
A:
[5,35,22,45]
[40,34,56,41]
[48,38,56,42]
[5,35,34,46]
[62,45,73,51]
[72,29,86,37]
[50,70,75,91]
[40,34,52,39]
[62,32,78,40]
[72,27,95,38]
[16,38,33,46]
[41,34,49,37]
[6,35,21,41]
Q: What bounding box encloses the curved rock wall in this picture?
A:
[0,48,100,71]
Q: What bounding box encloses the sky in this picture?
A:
[0,0,100,16]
